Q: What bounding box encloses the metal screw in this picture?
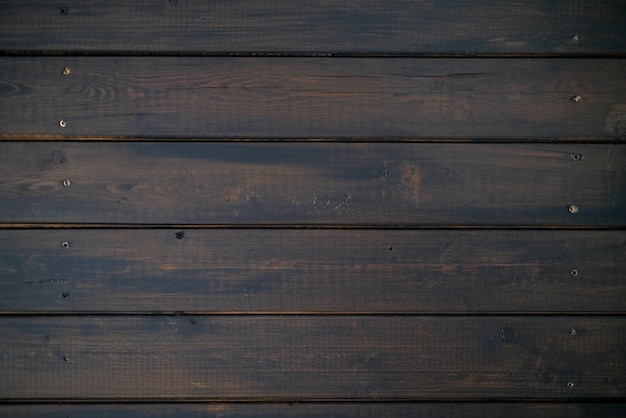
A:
[58,7,68,15]
[571,34,580,43]
[59,120,67,128]
[571,153,582,161]
[63,179,71,187]
[62,67,71,75]
[568,205,579,214]
[570,328,577,336]
[570,269,579,277]
[63,355,70,362]
[61,241,70,249]
[571,95,582,103]
[567,381,575,389]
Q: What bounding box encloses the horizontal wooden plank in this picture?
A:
[1,403,625,418]
[0,316,623,400]
[1,58,625,139]
[1,229,624,313]
[0,142,623,226]
[0,1,624,55]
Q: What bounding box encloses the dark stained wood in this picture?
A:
[0,142,623,226]
[0,316,624,400]
[1,1,624,414]
[2,403,625,418]
[1,1,625,55]
[0,229,624,314]
[1,58,625,139]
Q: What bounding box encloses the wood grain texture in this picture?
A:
[0,142,623,226]
[0,316,624,400]
[0,1,625,55]
[1,229,624,313]
[1,403,625,418]
[1,57,625,139]
[1,1,624,411]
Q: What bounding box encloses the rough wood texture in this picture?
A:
[1,1,624,55]
[0,316,624,400]
[0,229,624,313]
[1,58,625,139]
[0,142,623,226]
[1,0,624,414]
[2,403,625,418]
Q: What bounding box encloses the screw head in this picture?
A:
[62,67,71,75]
[571,34,580,43]
[63,179,71,187]
[570,328,577,336]
[63,355,70,362]
[59,120,67,128]
[61,241,70,249]
[571,153,582,161]
[568,205,579,214]
[570,269,579,277]
[567,381,575,389]
[571,95,582,103]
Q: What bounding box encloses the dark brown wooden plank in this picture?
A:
[1,229,624,313]
[1,403,625,418]
[1,1,625,55]
[1,57,625,139]
[0,316,623,400]
[0,142,623,226]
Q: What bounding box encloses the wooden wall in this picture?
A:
[0,1,625,416]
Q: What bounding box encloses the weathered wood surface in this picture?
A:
[0,142,623,226]
[1,1,624,55]
[1,58,625,139]
[2,403,625,418]
[1,229,624,313]
[1,0,624,414]
[0,316,623,400]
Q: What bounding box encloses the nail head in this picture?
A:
[571,153,582,161]
[567,381,575,388]
[59,120,67,128]
[568,205,579,214]
[63,355,70,362]
[61,241,70,248]
[63,179,71,187]
[62,67,71,75]
[499,327,516,343]
[571,34,580,43]
[570,269,579,277]
[571,95,582,103]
